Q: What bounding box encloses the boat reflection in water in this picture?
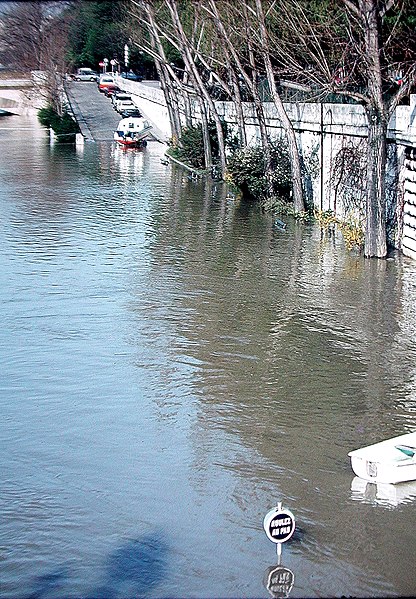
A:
[351,476,416,508]
[111,143,145,178]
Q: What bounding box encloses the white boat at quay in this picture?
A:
[114,116,153,148]
[348,432,416,484]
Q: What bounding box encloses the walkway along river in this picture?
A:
[65,80,123,141]
[64,79,165,143]
[0,110,416,598]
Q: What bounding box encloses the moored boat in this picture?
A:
[348,432,416,484]
[114,116,153,148]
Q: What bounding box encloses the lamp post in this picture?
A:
[124,44,129,75]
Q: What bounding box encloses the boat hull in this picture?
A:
[348,432,416,484]
[113,116,152,149]
[114,138,147,149]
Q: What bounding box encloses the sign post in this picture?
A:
[263,502,296,557]
[263,503,296,597]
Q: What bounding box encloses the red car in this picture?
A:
[98,75,117,94]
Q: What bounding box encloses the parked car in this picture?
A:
[98,75,117,93]
[72,68,98,82]
[103,86,119,97]
[116,100,138,115]
[112,93,133,109]
[121,71,143,82]
[120,109,142,119]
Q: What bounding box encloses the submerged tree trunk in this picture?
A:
[254,0,305,212]
[364,106,388,257]
[359,0,388,257]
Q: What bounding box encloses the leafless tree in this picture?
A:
[164,0,228,173]
[0,1,72,114]
[130,0,184,143]
[267,0,416,257]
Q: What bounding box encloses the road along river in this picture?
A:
[1,112,416,598]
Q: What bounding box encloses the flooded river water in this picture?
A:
[1,115,415,598]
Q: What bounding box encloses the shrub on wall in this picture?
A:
[226,139,292,201]
[38,106,80,141]
[170,120,228,170]
[171,123,205,169]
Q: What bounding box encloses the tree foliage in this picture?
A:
[66,1,128,70]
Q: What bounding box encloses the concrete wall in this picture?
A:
[401,148,416,260]
[0,79,44,115]
[114,76,416,258]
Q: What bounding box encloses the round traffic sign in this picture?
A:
[263,506,296,544]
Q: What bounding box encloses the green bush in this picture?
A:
[174,120,227,169]
[226,139,292,201]
[38,105,80,141]
[226,146,268,198]
[175,123,205,168]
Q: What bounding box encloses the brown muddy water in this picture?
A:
[1,115,415,598]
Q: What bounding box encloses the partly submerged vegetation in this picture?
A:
[38,105,80,142]
[2,0,414,256]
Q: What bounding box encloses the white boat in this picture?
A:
[348,432,416,484]
[113,116,152,148]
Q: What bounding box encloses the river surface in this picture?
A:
[1,115,415,598]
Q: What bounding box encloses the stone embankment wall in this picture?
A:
[111,76,416,260]
[0,78,44,115]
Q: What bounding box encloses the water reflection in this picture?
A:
[351,476,416,508]
[264,563,295,598]
[111,143,146,178]
[1,118,416,598]
[18,533,169,599]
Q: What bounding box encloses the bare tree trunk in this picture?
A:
[359,0,388,257]
[199,97,213,169]
[254,0,305,212]
[141,1,182,143]
[157,62,182,143]
[182,69,193,128]
[230,66,247,147]
[364,107,388,257]
[165,0,227,174]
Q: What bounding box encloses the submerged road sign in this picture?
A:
[264,503,296,545]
